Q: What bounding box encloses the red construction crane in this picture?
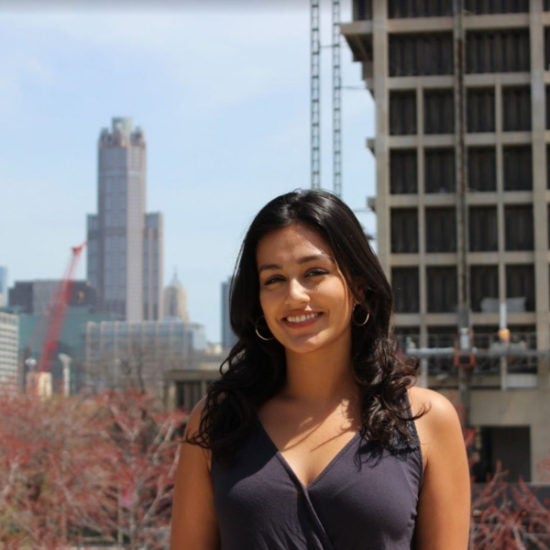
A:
[37,242,87,374]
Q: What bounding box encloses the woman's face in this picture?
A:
[256,223,355,359]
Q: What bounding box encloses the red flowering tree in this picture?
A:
[0,392,113,547]
[443,391,550,548]
[92,389,186,549]
[471,463,550,549]
[0,389,186,548]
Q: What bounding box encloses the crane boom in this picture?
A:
[37,242,86,374]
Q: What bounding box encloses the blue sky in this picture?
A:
[0,1,375,342]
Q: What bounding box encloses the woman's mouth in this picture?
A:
[284,312,321,325]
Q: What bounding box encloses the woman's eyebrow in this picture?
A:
[258,254,334,273]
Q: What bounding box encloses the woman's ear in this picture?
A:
[349,278,366,305]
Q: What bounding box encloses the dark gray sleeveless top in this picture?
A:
[211,419,423,549]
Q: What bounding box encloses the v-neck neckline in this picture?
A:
[256,419,360,490]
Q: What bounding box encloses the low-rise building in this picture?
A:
[85,319,207,398]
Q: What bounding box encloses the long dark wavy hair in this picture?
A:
[190,189,419,462]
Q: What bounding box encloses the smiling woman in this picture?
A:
[257,223,355,360]
[170,189,471,550]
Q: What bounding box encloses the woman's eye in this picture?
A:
[306,268,327,278]
[263,275,284,286]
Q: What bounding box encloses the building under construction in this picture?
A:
[341,0,550,483]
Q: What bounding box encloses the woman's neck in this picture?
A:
[282,347,357,406]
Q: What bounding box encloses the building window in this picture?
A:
[390,91,417,135]
[354,0,372,20]
[505,205,533,251]
[388,33,453,77]
[469,207,498,251]
[393,327,421,354]
[425,148,455,193]
[502,87,531,131]
[506,264,534,311]
[466,30,530,74]
[470,266,499,312]
[474,426,531,483]
[426,207,456,252]
[427,266,457,312]
[427,326,456,373]
[427,326,455,348]
[468,147,496,191]
[391,267,419,313]
[388,0,453,17]
[391,208,418,253]
[467,88,495,132]
[424,89,454,134]
[465,0,528,14]
[472,324,500,373]
[390,149,417,194]
[545,28,550,69]
[503,146,532,190]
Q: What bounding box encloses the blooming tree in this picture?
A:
[0,389,186,548]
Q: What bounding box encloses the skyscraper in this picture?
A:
[87,117,163,322]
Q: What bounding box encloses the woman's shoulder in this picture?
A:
[407,385,465,466]
[185,397,208,439]
[406,387,471,548]
[407,385,461,423]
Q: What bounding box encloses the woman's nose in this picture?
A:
[286,278,309,303]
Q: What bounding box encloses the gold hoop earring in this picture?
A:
[254,316,274,341]
[352,306,370,327]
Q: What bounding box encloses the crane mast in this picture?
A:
[310,0,342,196]
[310,0,321,190]
[331,0,342,197]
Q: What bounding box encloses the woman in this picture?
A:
[170,189,470,549]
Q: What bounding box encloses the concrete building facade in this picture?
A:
[342,0,550,482]
[221,277,237,351]
[0,312,18,393]
[0,266,7,307]
[87,117,163,322]
[8,280,96,315]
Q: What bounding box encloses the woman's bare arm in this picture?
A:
[170,400,219,550]
[410,386,471,550]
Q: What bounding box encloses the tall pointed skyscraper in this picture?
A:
[87,117,163,321]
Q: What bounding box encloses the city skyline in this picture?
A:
[0,3,375,342]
